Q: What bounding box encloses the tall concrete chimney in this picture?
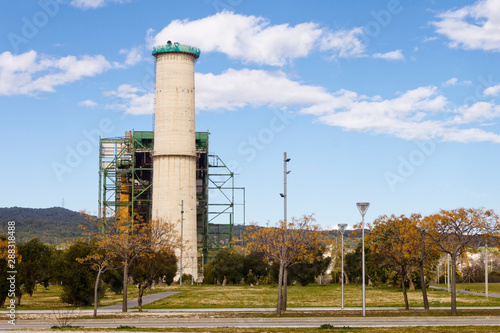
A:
[151,42,200,279]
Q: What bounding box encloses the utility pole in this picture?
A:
[281,152,291,224]
[338,223,348,310]
[180,200,184,286]
[485,241,489,298]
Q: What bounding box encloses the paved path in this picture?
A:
[4,305,500,314]
[429,285,500,298]
[5,315,500,330]
[99,291,180,310]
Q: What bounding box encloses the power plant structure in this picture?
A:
[98,43,245,279]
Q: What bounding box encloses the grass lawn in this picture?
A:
[144,283,500,309]
[12,284,172,310]
[8,282,500,311]
[432,283,500,294]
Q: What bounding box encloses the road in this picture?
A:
[3,286,500,331]
[3,287,499,331]
[3,312,500,330]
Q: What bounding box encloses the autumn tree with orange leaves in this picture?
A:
[244,215,327,316]
[80,212,182,313]
[421,208,500,315]
[77,248,115,318]
[0,235,21,308]
[368,214,420,309]
[368,214,438,310]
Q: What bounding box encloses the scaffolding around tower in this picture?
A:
[98,131,245,268]
[99,131,154,224]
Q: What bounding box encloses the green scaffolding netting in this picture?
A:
[152,44,200,57]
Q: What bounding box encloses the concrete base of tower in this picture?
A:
[152,155,198,280]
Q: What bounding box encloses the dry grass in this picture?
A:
[144,283,500,309]
[10,283,500,311]
[434,283,500,294]
[13,284,172,310]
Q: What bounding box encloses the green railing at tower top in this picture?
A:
[152,43,201,58]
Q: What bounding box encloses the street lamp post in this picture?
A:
[356,202,370,317]
[338,223,348,310]
[279,152,291,312]
[280,152,291,224]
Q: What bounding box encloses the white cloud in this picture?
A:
[423,36,439,43]
[301,86,450,141]
[320,28,367,58]
[443,78,458,87]
[119,46,144,66]
[372,49,404,61]
[196,69,331,110]
[432,0,500,52]
[302,87,500,143]
[107,69,331,115]
[116,67,500,144]
[0,50,111,96]
[152,11,366,65]
[70,0,130,10]
[484,84,500,96]
[79,99,97,107]
[453,102,500,124]
[104,84,154,115]
[196,69,500,143]
[442,77,473,87]
[437,127,500,143]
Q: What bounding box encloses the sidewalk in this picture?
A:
[3,305,500,314]
[429,285,500,298]
[99,291,180,310]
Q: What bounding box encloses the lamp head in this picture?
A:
[356,202,370,216]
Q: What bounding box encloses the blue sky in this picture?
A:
[1,0,500,229]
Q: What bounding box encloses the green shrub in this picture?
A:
[60,241,105,306]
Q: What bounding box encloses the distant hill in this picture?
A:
[0,207,92,245]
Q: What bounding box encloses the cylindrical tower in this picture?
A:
[151,42,200,279]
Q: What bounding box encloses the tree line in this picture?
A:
[0,214,331,317]
[358,208,500,315]
[0,207,498,317]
